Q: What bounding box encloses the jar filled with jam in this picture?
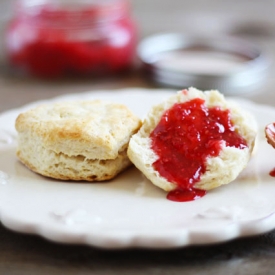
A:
[5,0,137,78]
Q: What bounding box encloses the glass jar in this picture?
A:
[5,0,137,78]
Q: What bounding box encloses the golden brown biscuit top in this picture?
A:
[15,100,141,160]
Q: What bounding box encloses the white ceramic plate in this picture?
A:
[1,88,275,249]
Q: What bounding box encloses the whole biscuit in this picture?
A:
[16,100,141,181]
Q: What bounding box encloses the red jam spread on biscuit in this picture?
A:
[150,93,248,202]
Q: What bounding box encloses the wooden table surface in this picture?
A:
[1,0,275,274]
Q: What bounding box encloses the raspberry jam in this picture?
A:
[150,93,248,202]
[5,0,137,78]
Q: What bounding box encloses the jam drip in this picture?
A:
[166,188,206,202]
[150,98,248,202]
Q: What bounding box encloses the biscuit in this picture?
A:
[127,87,257,192]
[15,100,141,181]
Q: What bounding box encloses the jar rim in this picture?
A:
[14,0,130,23]
[17,0,127,9]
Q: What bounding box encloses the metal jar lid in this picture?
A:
[137,33,270,95]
